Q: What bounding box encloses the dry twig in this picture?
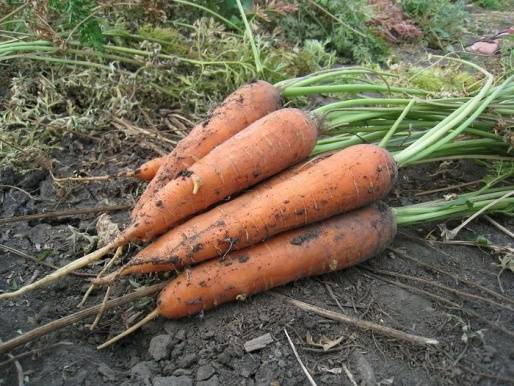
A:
[484,215,514,239]
[284,328,318,386]
[366,271,514,339]
[445,190,514,239]
[390,245,514,306]
[365,267,514,313]
[0,282,166,355]
[0,342,72,368]
[0,204,131,225]
[274,293,439,346]
[0,244,95,278]
[342,364,358,386]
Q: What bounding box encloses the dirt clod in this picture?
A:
[196,364,216,381]
[148,334,173,361]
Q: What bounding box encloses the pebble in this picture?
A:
[148,335,173,361]
[152,375,193,386]
[196,364,216,381]
[175,329,186,341]
[130,361,158,386]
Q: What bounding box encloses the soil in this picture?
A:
[1,8,514,386]
[1,124,513,386]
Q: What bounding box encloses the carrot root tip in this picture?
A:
[192,175,202,195]
[97,309,159,349]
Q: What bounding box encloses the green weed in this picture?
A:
[272,0,390,64]
[472,0,512,10]
[399,0,468,49]
[407,66,478,94]
[0,7,336,169]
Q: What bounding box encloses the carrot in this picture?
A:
[98,144,396,281]
[0,108,318,299]
[129,157,165,182]
[126,107,318,241]
[97,203,396,348]
[131,80,281,218]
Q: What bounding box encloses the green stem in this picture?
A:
[393,188,514,225]
[275,67,395,89]
[311,132,385,155]
[404,76,513,165]
[0,3,27,25]
[394,58,494,166]
[411,154,514,164]
[379,98,416,148]
[235,0,262,74]
[283,84,428,98]
[171,0,243,32]
[0,54,112,70]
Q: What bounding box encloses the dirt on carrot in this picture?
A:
[111,144,398,278]
[131,80,282,218]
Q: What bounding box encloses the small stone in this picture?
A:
[28,223,54,246]
[175,329,186,341]
[196,364,216,381]
[197,375,219,386]
[97,363,117,381]
[177,353,197,368]
[152,375,193,386]
[148,335,173,361]
[173,369,193,376]
[130,361,157,386]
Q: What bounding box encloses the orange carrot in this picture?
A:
[102,144,397,280]
[132,80,281,218]
[97,203,396,348]
[0,108,318,299]
[125,108,318,242]
[129,157,165,182]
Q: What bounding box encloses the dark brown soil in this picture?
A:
[1,125,513,386]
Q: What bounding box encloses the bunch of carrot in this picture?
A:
[2,61,513,347]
